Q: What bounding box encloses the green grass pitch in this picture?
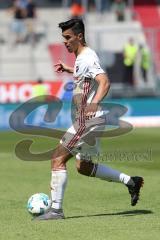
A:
[0,128,160,240]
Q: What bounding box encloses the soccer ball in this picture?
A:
[27,193,51,216]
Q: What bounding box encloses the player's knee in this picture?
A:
[51,144,72,170]
[52,157,65,169]
[76,159,95,176]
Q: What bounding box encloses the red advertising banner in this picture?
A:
[0,81,64,103]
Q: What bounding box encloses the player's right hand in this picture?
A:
[54,60,67,73]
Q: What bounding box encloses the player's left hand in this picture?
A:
[85,103,98,119]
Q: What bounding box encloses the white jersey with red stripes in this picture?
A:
[73,47,105,105]
[60,47,106,156]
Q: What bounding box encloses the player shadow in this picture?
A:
[66,209,153,219]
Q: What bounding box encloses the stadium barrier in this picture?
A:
[0,97,160,131]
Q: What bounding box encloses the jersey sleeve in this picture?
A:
[88,59,105,79]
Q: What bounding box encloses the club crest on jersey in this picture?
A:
[76,66,79,72]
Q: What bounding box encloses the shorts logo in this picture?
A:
[62,137,66,142]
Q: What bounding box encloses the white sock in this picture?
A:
[50,170,67,210]
[119,173,133,185]
[95,164,132,185]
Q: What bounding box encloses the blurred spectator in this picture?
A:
[123,38,138,87]
[88,0,111,13]
[9,0,28,9]
[139,44,151,82]
[10,0,27,45]
[113,0,126,21]
[94,0,111,13]
[32,78,48,101]
[25,0,37,45]
[18,0,28,9]
[70,0,85,19]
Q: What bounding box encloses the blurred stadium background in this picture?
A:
[0,0,160,129]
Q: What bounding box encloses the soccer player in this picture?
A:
[35,18,144,220]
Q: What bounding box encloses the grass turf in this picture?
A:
[0,128,160,240]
